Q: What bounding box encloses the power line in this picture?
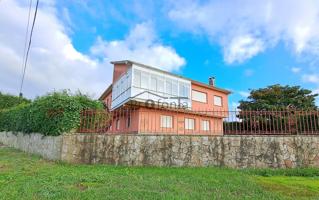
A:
[19,0,39,97]
[20,0,33,88]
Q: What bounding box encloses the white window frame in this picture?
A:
[150,75,157,91]
[213,95,222,106]
[172,80,178,95]
[166,79,172,95]
[185,118,195,130]
[133,69,141,87]
[141,72,149,89]
[201,120,210,131]
[157,77,165,93]
[192,90,207,103]
[179,83,190,98]
[160,115,173,128]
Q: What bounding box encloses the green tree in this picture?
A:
[0,92,31,110]
[224,85,319,134]
[238,84,318,110]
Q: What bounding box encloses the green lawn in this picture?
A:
[0,146,319,200]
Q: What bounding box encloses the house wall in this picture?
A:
[138,107,223,135]
[191,82,229,111]
[102,91,112,109]
[108,108,139,133]
[113,63,129,83]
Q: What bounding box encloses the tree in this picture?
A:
[0,92,31,110]
[223,85,319,134]
[238,84,318,110]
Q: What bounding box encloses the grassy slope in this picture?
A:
[0,147,318,200]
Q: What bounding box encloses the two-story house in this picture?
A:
[99,60,230,135]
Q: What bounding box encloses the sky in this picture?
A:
[1,0,319,109]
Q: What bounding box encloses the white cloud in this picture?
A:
[291,67,301,73]
[90,22,186,72]
[169,0,319,64]
[238,91,250,98]
[302,74,319,84]
[302,74,319,99]
[0,1,185,98]
[224,35,264,64]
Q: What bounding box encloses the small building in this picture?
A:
[99,60,230,135]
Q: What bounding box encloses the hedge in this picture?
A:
[0,92,31,109]
[0,91,104,136]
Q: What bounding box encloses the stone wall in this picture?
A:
[1,132,319,168]
[0,132,62,160]
[61,134,319,168]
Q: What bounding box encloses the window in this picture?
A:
[150,75,157,91]
[179,83,190,97]
[201,120,210,131]
[116,119,120,130]
[185,118,195,130]
[157,77,165,93]
[141,72,149,89]
[214,96,222,106]
[160,115,173,128]
[166,79,172,94]
[172,80,178,95]
[192,90,207,103]
[133,70,141,87]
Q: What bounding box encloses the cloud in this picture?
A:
[0,1,185,98]
[302,74,319,84]
[224,35,264,64]
[291,67,301,73]
[90,22,186,72]
[168,0,319,64]
[238,91,250,98]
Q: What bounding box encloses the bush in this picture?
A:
[0,91,104,136]
[0,92,30,110]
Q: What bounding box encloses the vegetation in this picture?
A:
[0,147,319,200]
[0,91,103,136]
[0,92,30,110]
[224,85,319,134]
[238,84,318,110]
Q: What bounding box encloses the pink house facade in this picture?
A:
[99,60,230,135]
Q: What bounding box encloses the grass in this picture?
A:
[0,146,319,200]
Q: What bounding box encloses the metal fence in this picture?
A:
[78,108,319,135]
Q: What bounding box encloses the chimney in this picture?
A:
[209,77,215,86]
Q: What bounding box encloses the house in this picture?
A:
[99,60,231,135]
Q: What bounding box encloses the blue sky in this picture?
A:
[1,0,319,108]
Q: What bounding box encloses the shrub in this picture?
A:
[0,91,104,136]
[0,92,30,110]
